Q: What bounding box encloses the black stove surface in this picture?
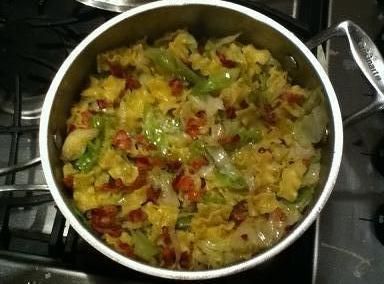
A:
[0,0,112,98]
[4,0,383,284]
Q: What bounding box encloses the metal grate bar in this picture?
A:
[63,226,78,261]
[297,0,329,34]
[0,76,22,249]
[231,0,313,39]
[0,194,53,207]
[0,157,41,176]
[0,125,40,134]
[49,211,66,257]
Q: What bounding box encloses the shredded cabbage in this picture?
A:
[62,29,328,270]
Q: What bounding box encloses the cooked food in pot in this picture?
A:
[61,30,328,270]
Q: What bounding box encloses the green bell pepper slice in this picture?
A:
[146,48,202,84]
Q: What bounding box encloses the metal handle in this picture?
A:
[306,20,384,127]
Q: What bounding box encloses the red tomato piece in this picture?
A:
[127,208,147,223]
[262,104,276,125]
[117,241,134,257]
[112,130,132,150]
[229,200,248,225]
[67,124,76,133]
[200,178,206,189]
[162,246,176,267]
[89,205,122,237]
[241,234,248,241]
[240,100,249,109]
[108,62,125,78]
[125,76,141,90]
[269,208,287,222]
[216,51,237,68]
[186,189,202,202]
[62,175,73,191]
[96,226,122,237]
[134,157,153,171]
[166,160,182,172]
[135,134,157,151]
[281,92,304,106]
[96,99,108,110]
[302,158,311,168]
[218,134,240,145]
[80,111,92,128]
[125,168,148,191]
[161,226,172,245]
[173,175,195,193]
[146,186,161,204]
[100,178,125,192]
[185,118,200,139]
[169,78,184,96]
[195,110,206,119]
[190,157,209,172]
[225,107,237,119]
[179,251,191,269]
[185,112,206,139]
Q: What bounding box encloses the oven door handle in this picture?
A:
[306,20,384,127]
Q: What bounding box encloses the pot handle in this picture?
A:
[306,20,384,126]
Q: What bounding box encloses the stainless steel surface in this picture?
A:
[75,0,297,15]
[39,0,343,279]
[0,95,43,120]
[307,20,384,127]
[76,0,153,12]
[317,0,384,283]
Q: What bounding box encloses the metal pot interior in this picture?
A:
[41,0,342,279]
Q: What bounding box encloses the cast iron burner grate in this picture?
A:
[0,0,113,99]
[0,0,328,283]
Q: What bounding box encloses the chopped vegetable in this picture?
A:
[143,109,181,154]
[287,186,315,212]
[62,128,99,161]
[131,230,159,261]
[176,214,194,230]
[192,69,239,95]
[214,171,248,192]
[62,29,327,270]
[206,146,248,191]
[73,137,102,172]
[91,114,105,129]
[238,127,262,145]
[294,103,328,145]
[202,190,226,204]
[146,48,202,84]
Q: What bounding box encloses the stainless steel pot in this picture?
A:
[38,0,384,279]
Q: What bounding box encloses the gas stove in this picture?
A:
[0,0,383,283]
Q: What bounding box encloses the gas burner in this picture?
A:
[0,95,43,120]
[0,0,113,101]
[8,0,380,283]
[372,137,384,176]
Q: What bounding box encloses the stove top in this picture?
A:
[0,0,383,283]
[316,0,384,282]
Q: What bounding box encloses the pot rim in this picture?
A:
[39,0,343,279]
